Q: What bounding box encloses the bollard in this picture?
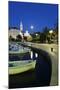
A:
[51,48,53,52]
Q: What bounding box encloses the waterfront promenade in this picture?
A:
[24,42,58,86]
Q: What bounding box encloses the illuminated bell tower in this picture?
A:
[20,21,23,32]
[19,21,23,41]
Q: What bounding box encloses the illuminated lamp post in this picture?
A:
[35,33,38,36]
[49,30,53,41]
[30,25,34,34]
[49,30,53,52]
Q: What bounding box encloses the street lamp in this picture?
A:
[49,30,54,51]
[49,30,53,34]
[49,30,53,41]
[30,25,34,34]
[35,33,38,36]
[30,25,34,30]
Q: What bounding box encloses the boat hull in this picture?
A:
[9,49,30,55]
[9,60,36,75]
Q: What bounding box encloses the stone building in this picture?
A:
[9,21,32,41]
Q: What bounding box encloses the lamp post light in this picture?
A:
[30,25,34,34]
[49,30,54,51]
[35,33,38,36]
[49,30,53,34]
[30,25,34,29]
[49,30,53,41]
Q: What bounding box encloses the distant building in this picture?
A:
[24,30,32,41]
[9,29,20,39]
[9,21,23,39]
[9,21,32,41]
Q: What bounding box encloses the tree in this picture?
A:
[23,36,27,41]
[40,33,46,43]
[54,22,58,43]
[9,35,12,41]
[42,26,49,43]
[16,34,22,41]
[43,26,49,34]
[9,35,15,42]
[54,22,58,34]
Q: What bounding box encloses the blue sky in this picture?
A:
[9,1,58,33]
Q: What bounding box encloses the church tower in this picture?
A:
[20,21,23,32]
[19,21,23,40]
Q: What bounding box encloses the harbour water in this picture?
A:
[9,43,52,88]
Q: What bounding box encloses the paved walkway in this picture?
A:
[31,43,58,86]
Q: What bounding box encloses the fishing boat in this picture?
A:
[9,43,31,55]
[9,43,37,75]
[9,60,36,75]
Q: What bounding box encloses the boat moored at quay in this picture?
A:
[9,42,36,75]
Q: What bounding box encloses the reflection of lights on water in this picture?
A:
[35,53,38,58]
[30,51,33,59]
[30,51,38,59]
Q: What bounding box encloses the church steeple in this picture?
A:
[19,21,23,40]
[20,21,23,32]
